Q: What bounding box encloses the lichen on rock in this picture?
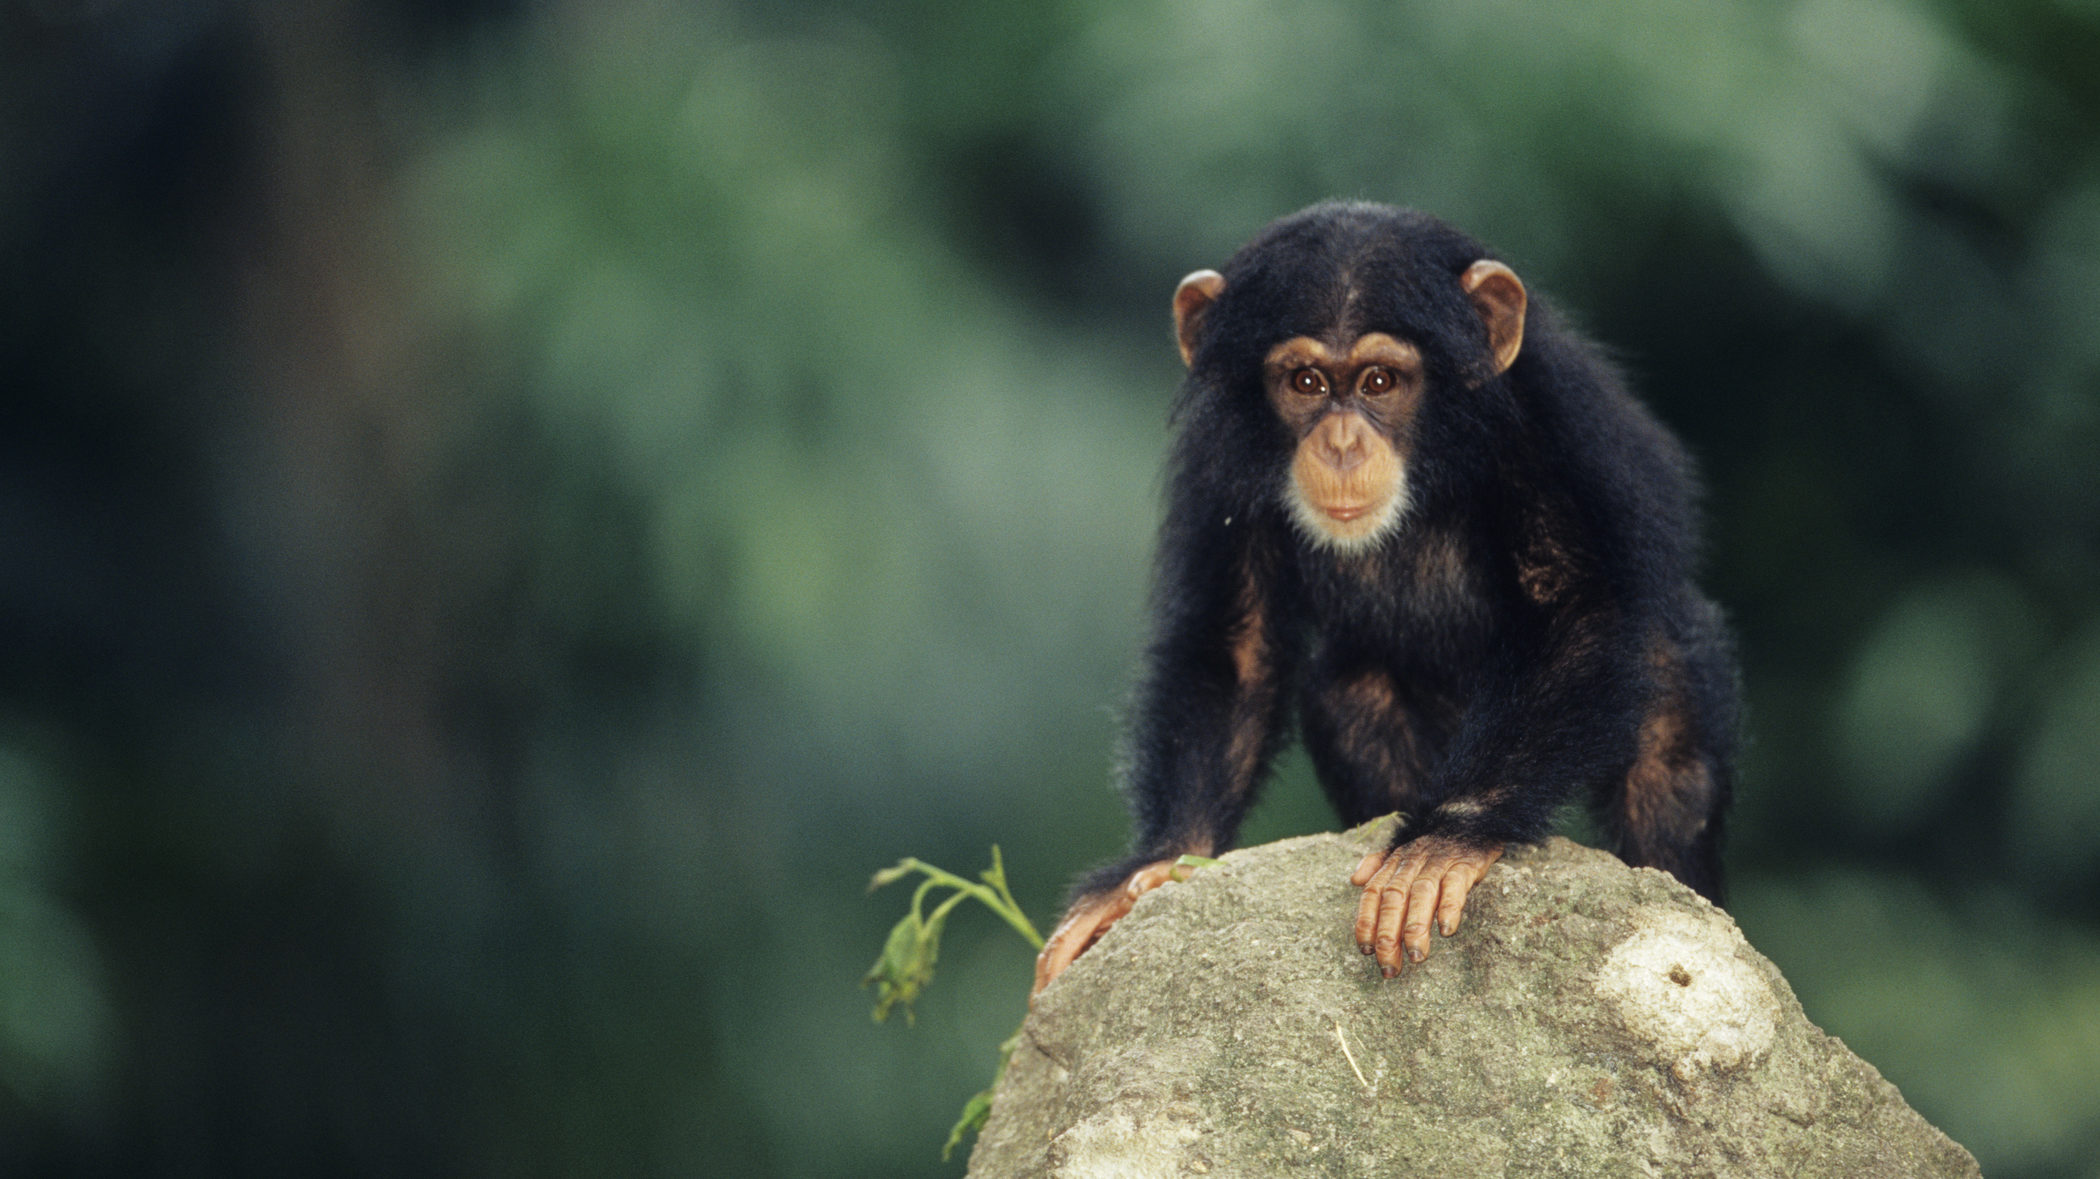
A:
[1594,907,1778,1080]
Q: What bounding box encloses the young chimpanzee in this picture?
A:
[1033,202,1738,994]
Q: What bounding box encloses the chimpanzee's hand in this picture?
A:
[1030,859,1182,1001]
[1349,836,1503,976]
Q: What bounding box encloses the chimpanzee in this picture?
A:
[1033,202,1738,993]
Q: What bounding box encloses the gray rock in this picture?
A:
[971,824,1979,1178]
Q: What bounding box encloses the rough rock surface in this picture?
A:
[970,824,1979,1178]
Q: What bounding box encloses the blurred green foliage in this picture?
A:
[3,0,2098,1175]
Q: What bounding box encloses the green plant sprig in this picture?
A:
[864,848,1221,1159]
[861,846,1043,1026]
[863,846,1047,1160]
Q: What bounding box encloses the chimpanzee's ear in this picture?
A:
[1173,270,1226,368]
[1460,260,1526,376]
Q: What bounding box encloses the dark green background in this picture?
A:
[5,0,2098,1174]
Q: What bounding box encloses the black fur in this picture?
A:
[1080,201,1738,905]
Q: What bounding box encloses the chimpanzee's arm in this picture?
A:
[1033,510,1296,995]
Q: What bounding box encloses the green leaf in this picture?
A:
[942,1026,1023,1160]
[1171,853,1224,881]
[867,859,919,891]
[861,910,932,1024]
[942,1086,994,1161]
